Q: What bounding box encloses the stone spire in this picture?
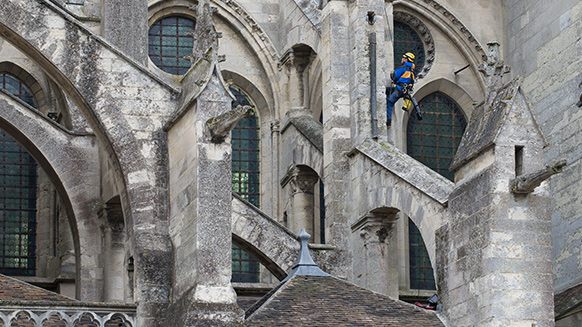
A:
[283,229,329,282]
[478,42,511,95]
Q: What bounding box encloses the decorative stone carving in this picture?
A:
[104,203,124,233]
[478,42,511,93]
[188,0,222,65]
[512,159,567,194]
[393,11,434,79]
[0,308,135,327]
[419,0,486,61]
[205,105,253,143]
[217,0,279,62]
[288,166,319,195]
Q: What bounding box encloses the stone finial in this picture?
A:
[511,158,567,193]
[187,0,223,65]
[282,229,329,282]
[478,42,511,92]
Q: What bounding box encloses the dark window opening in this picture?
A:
[394,21,425,75]
[230,85,260,283]
[407,92,467,182]
[0,73,36,108]
[148,16,195,75]
[231,244,259,283]
[230,86,260,207]
[0,129,37,276]
[408,219,435,290]
[515,146,524,176]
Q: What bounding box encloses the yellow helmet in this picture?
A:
[403,52,415,62]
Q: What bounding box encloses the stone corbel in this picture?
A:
[205,105,253,143]
[511,159,567,194]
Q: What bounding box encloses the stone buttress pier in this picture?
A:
[437,44,557,327]
[163,1,247,325]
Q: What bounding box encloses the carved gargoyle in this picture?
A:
[206,105,253,143]
[511,159,567,194]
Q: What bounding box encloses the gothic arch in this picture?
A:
[147,0,282,116]
[0,1,179,310]
[222,70,270,120]
[0,91,101,299]
[393,11,435,79]
[231,195,299,280]
[394,0,487,92]
[0,62,48,112]
[397,78,474,137]
[232,234,286,281]
[210,0,281,116]
[0,62,75,131]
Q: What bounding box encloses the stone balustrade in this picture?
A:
[0,303,136,326]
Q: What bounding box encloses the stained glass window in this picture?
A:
[0,74,38,276]
[230,86,260,207]
[408,219,435,290]
[230,85,260,283]
[231,244,259,283]
[0,74,36,108]
[407,92,466,181]
[148,16,195,75]
[394,21,425,75]
[0,129,37,276]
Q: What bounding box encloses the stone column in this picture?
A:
[351,212,399,298]
[101,203,126,303]
[288,166,319,236]
[281,47,313,112]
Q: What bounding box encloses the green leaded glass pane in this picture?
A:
[407,92,467,182]
[230,86,260,208]
[231,244,259,283]
[148,16,195,75]
[393,21,425,75]
[0,129,36,276]
[0,74,37,108]
[408,219,435,290]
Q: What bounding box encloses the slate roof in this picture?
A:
[451,77,545,170]
[245,275,445,326]
[0,274,76,302]
[555,282,582,320]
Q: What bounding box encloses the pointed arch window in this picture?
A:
[408,219,435,290]
[0,74,38,276]
[230,85,260,283]
[148,16,195,75]
[406,92,466,290]
[230,86,260,207]
[407,92,467,181]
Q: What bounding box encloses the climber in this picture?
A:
[386,52,416,126]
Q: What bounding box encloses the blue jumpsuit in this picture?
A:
[386,62,415,124]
